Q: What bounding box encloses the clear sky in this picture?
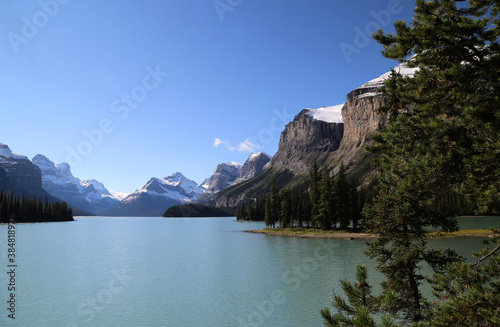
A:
[0,0,415,194]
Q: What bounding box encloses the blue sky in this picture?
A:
[0,0,415,194]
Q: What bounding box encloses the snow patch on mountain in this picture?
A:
[356,61,419,93]
[136,173,204,202]
[0,143,29,161]
[307,104,345,123]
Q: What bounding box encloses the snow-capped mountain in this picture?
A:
[32,154,123,214]
[0,143,53,200]
[0,143,29,161]
[197,162,242,202]
[231,152,271,185]
[104,172,204,217]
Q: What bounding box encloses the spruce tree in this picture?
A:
[361,0,500,323]
[335,163,350,230]
[309,162,320,228]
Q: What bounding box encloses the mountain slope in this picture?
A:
[0,143,91,215]
[197,162,242,203]
[213,63,416,207]
[231,152,271,185]
[104,172,204,217]
[32,154,121,214]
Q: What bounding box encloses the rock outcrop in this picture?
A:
[198,162,242,203]
[32,154,120,214]
[231,152,271,185]
[267,108,344,173]
[212,62,417,207]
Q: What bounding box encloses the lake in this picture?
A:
[0,216,498,327]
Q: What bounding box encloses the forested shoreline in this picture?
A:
[0,191,74,223]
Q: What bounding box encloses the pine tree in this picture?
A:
[321,265,396,327]
[264,196,272,228]
[318,169,332,230]
[280,189,292,228]
[361,0,500,323]
[428,231,500,326]
[271,180,281,228]
[309,162,320,228]
[335,163,350,230]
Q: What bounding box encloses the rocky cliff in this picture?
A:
[32,154,120,214]
[197,162,242,203]
[267,107,344,174]
[231,152,271,185]
[0,143,90,215]
[213,62,417,207]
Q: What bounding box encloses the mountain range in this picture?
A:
[0,62,413,216]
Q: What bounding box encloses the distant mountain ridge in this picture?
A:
[103,172,204,217]
[32,154,122,215]
[0,143,91,216]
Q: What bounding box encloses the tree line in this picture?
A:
[0,191,74,223]
[237,163,374,230]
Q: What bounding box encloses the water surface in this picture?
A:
[0,216,495,326]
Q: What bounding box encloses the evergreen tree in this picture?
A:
[321,265,396,327]
[309,161,320,228]
[271,180,281,228]
[361,0,500,323]
[318,169,332,230]
[427,231,500,326]
[335,163,350,230]
[264,196,272,228]
[280,189,292,228]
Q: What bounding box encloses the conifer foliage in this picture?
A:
[322,0,499,325]
[0,191,73,223]
[237,163,369,231]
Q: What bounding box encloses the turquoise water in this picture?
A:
[0,216,494,327]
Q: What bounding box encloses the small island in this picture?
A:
[163,203,235,218]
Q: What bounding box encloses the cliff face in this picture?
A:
[0,144,57,201]
[0,144,43,194]
[268,109,344,173]
[231,152,271,185]
[332,88,388,168]
[213,62,417,207]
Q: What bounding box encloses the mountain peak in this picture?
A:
[230,152,272,186]
[248,152,272,161]
[0,143,28,160]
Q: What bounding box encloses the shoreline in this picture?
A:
[245,228,498,239]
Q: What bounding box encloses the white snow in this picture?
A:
[109,191,130,201]
[0,143,28,160]
[307,104,345,123]
[357,61,419,90]
[160,172,204,197]
[248,152,272,161]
